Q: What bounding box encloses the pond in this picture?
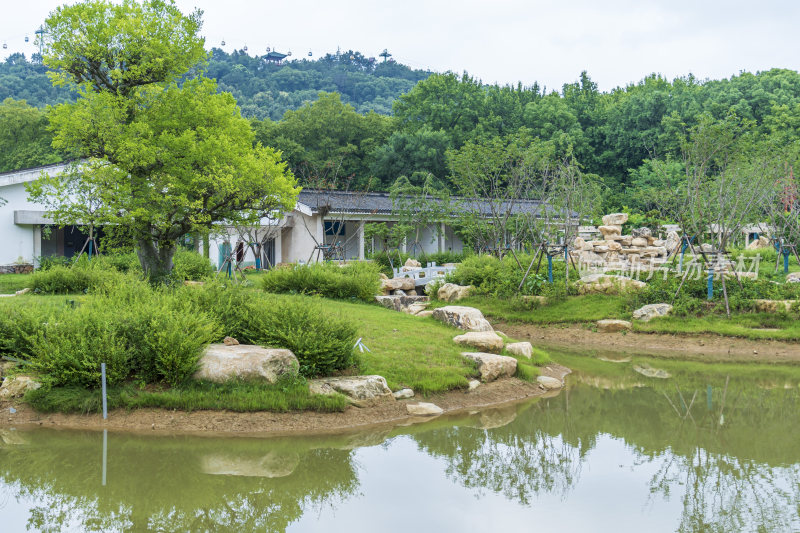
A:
[1,354,799,532]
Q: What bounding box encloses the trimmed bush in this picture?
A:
[172,249,214,281]
[179,282,359,377]
[260,262,381,302]
[29,259,129,294]
[447,253,566,298]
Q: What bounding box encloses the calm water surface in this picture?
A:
[1,355,798,533]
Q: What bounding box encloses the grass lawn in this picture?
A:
[0,273,32,294]
[302,295,545,394]
[429,294,629,324]
[634,313,800,341]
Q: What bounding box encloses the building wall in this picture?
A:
[0,182,38,265]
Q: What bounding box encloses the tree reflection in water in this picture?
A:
[0,373,798,532]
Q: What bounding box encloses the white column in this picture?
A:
[358,220,365,261]
[274,228,282,265]
[439,222,446,252]
[33,225,42,267]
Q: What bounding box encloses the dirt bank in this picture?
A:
[499,323,800,363]
[0,364,570,437]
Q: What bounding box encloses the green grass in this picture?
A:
[308,296,478,394]
[24,377,349,414]
[0,273,32,294]
[634,313,800,341]
[430,294,629,324]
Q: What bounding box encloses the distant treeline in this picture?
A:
[2,48,800,212]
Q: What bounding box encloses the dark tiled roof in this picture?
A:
[297,189,549,217]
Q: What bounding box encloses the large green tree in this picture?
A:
[32,0,298,280]
[0,98,62,172]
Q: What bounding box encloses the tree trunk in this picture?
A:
[137,238,177,283]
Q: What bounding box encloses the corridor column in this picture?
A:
[358,220,365,260]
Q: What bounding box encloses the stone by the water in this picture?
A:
[406,402,443,416]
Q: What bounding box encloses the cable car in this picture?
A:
[221,39,226,46]
[243,45,248,52]
[2,43,7,50]
[287,50,292,57]
[308,50,312,57]
[24,36,29,43]
[266,46,271,52]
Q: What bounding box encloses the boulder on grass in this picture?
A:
[404,258,422,269]
[194,344,299,383]
[453,331,504,353]
[381,277,416,292]
[461,352,517,382]
[747,236,771,250]
[752,299,794,313]
[308,375,392,400]
[432,306,494,332]
[596,319,632,333]
[632,303,673,322]
[505,342,533,359]
[437,283,473,302]
[375,295,430,314]
[787,272,800,283]
[578,274,645,295]
[0,376,42,399]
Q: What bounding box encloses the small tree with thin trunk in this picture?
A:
[661,114,780,315]
[389,173,451,257]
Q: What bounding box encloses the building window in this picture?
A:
[324,221,344,237]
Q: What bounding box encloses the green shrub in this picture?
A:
[180,282,359,377]
[29,259,128,294]
[446,253,571,298]
[35,255,73,270]
[95,252,141,273]
[25,283,220,387]
[172,249,214,281]
[260,262,381,302]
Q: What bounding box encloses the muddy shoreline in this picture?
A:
[0,364,571,437]
[499,323,800,363]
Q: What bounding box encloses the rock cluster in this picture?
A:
[437,283,473,302]
[574,213,678,271]
[0,376,41,399]
[375,295,430,315]
[308,375,393,400]
[632,303,673,322]
[380,275,417,296]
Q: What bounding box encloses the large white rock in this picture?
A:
[578,274,646,295]
[631,237,648,247]
[752,299,794,313]
[602,213,629,226]
[437,283,474,302]
[537,376,563,389]
[308,375,393,400]
[0,376,41,399]
[505,342,533,359]
[432,306,494,332]
[406,402,443,416]
[596,319,632,333]
[375,295,430,314]
[453,331,504,353]
[633,303,673,322]
[381,277,416,292]
[598,225,622,237]
[787,272,800,283]
[461,352,518,382]
[193,344,299,383]
[664,231,681,253]
[747,236,771,250]
[404,258,422,269]
[393,388,414,399]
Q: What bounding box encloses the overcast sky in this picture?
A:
[2,0,798,92]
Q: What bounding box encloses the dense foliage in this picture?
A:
[260,262,382,302]
[1,273,360,387]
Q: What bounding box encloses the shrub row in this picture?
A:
[2,280,359,388]
[445,253,572,298]
[260,262,381,302]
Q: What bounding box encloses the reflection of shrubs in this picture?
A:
[260,262,381,302]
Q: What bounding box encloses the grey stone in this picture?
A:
[194,344,298,383]
[632,303,673,322]
[462,352,517,382]
[432,306,494,332]
[596,319,632,333]
[537,376,563,389]
[406,402,443,416]
[453,331,504,353]
[393,388,414,399]
[309,375,393,400]
[0,376,41,399]
[505,342,533,359]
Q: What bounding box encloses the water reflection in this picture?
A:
[0,367,798,532]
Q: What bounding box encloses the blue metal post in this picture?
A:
[547,255,553,284]
[679,240,688,273]
[100,363,107,420]
[707,267,713,300]
[255,256,261,270]
[784,249,790,273]
[88,240,93,259]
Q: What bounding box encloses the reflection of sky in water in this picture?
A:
[287,434,682,533]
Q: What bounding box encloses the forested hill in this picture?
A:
[0,49,430,118]
[3,46,800,212]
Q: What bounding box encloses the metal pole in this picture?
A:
[784,249,790,274]
[101,362,108,420]
[547,255,553,284]
[707,266,713,300]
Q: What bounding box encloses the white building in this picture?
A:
[0,163,548,271]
